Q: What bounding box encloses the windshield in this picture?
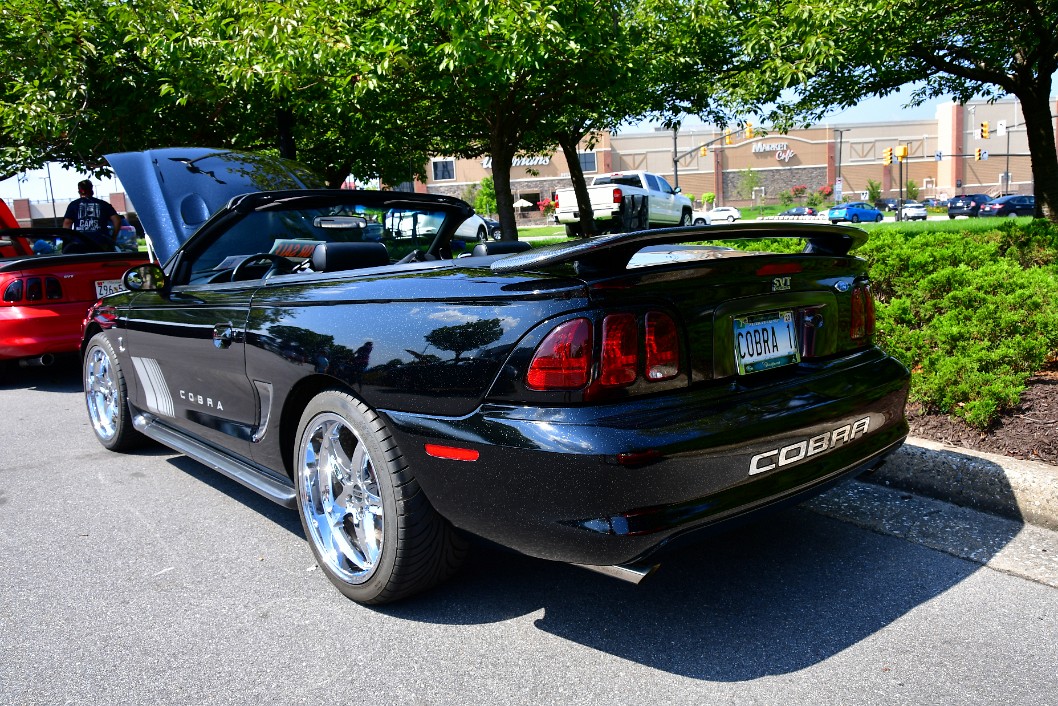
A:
[186,203,453,283]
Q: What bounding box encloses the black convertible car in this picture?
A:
[83,149,910,604]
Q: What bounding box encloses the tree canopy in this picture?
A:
[732,0,1058,219]
[4,0,1058,223]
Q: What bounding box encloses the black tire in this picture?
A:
[294,390,467,604]
[851,214,861,223]
[949,214,956,219]
[477,227,488,242]
[693,218,707,225]
[875,213,883,222]
[564,223,582,238]
[679,210,691,226]
[83,332,144,451]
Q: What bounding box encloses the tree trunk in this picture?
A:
[1016,87,1058,221]
[490,144,519,240]
[276,105,296,160]
[558,133,597,237]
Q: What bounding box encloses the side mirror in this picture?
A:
[124,263,166,292]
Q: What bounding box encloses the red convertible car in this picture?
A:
[0,199,147,366]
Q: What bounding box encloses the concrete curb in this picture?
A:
[863,436,1058,532]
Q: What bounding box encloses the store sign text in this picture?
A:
[481,156,552,169]
[753,142,796,163]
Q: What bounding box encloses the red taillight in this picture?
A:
[645,312,679,380]
[755,263,803,277]
[527,318,593,390]
[554,193,559,209]
[613,188,623,205]
[598,313,637,386]
[850,284,876,340]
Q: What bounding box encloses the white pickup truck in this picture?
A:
[554,170,693,237]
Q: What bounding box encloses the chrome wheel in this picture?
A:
[82,333,142,451]
[298,413,383,583]
[85,343,119,441]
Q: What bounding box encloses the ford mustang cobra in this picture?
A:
[83,148,910,604]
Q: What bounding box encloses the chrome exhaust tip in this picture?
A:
[573,561,660,585]
[18,353,55,368]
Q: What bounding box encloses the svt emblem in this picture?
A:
[772,276,792,291]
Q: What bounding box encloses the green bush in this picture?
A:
[859,221,1058,427]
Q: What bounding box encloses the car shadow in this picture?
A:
[0,354,83,392]
[377,505,1015,680]
[165,455,305,537]
[61,372,1021,680]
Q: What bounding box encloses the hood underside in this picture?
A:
[105,148,323,263]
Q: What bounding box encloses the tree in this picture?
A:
[906,180,920,201]
[735,168,762,201]
[0,0,440,186]
[866,179,883,203]
[735,0,1058,221]
[474,176,498,217]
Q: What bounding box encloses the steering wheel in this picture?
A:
[231,253,295,281]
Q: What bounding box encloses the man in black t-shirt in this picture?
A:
[62,180,121,251]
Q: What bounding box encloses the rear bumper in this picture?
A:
[0,303,89,359]
[384,349,910,566]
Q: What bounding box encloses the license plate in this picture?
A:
[95,279,124,297]
[734,311,800,374]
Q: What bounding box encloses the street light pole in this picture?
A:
[672,124,680,190]
[45,162,57,222]
[833,128,850,204]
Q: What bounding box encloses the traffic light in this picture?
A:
[895,145,908,160]
[981,121,990,139]
[699,145,709,157]
[724,128,732,145]
[975,148,982,161]
[744,122,755,139]
[883,147,893,165]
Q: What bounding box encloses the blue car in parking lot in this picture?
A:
[828,202,884,224]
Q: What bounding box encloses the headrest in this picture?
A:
[471,240,532,257]
[311,242,390,272]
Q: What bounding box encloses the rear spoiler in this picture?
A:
[490,222,868,275]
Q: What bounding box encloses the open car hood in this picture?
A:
[105,148,323,263]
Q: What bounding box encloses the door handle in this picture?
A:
[212,323,235,349]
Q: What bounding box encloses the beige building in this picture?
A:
[417,98,1043,209]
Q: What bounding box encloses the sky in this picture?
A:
[0,87,956,204]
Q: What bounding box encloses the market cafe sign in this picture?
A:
[753,142,796,163]
[482,156,552,169]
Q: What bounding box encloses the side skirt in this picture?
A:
[132,413,296,508]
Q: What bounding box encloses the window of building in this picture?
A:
[578,152,597,173]
[432,160,455,181]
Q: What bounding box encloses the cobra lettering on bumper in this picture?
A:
[749,417,871,475]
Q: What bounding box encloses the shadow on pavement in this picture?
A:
[14,350,1028,678]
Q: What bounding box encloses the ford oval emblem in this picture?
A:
[834,281,851,293]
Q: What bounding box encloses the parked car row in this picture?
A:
[691,206,742,224]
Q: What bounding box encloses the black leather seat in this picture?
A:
[471,240,532,257]
[311,242,390,272]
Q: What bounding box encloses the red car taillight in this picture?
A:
[644,312,679,380]
[850,284,876,340]
[526,318,593,390]
[527,312,682,392]
[598,313,637,386]
[554,193,559,209]
[613,188,623,205]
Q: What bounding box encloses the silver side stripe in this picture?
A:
[131,357,175,417]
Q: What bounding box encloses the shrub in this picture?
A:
[859,222,1058,427]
